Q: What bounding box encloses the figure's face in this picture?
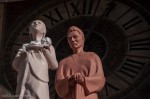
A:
[30,20,45,33]
[67,30,84,50]
[29,20,46,41]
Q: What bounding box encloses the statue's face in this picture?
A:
[29,20,46,41]
[67,30,84,50]
[29,20,46,34]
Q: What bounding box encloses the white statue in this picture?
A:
[12,20,58,99]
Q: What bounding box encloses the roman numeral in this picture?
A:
[118,58,145,79]
[70,0,94,16]
[126,29,150,38]
[129,38,150,51]
[114,8,132,22]
[114,8,144,31]
[122,16,142,30]
[42,0,100,26]
[104,82,120,96]
[103,0,116,17]
[71,1,80,15]
[43,8,64,25]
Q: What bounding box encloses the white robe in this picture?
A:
[13,45,58,99]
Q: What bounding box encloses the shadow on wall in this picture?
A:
[0,83,14,99]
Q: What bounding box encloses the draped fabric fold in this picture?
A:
[13,45,58,99]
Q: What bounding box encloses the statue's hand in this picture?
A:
[18,49,28,58]
[68,75,75,87]
[73,73,85,84]
[26,44,43,51]
[41,37,52,46]
[42,45,50,49]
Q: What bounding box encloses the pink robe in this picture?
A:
[55,52,105,99]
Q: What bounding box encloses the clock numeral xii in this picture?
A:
[122,16,142,30]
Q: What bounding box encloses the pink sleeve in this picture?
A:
[55,60,69,98]
[83,53,105,95]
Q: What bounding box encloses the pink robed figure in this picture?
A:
[55,26,105,99]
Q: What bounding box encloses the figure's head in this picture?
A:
[28,20,46,41]
[67,26,84,50]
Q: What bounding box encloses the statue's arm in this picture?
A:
[82,53,106,95]
[12,48,27,72]
[55,60,70,98]
[43,45,58,70]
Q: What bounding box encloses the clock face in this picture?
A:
[3,0,150,98]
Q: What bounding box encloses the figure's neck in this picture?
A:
[31,32,44,41]
[73,47,84,54]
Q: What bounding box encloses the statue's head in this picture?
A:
[28,20,46,41]
[67,26,84,50]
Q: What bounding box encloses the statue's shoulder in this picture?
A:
[86,52,97,56]
[86,52,101,59]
